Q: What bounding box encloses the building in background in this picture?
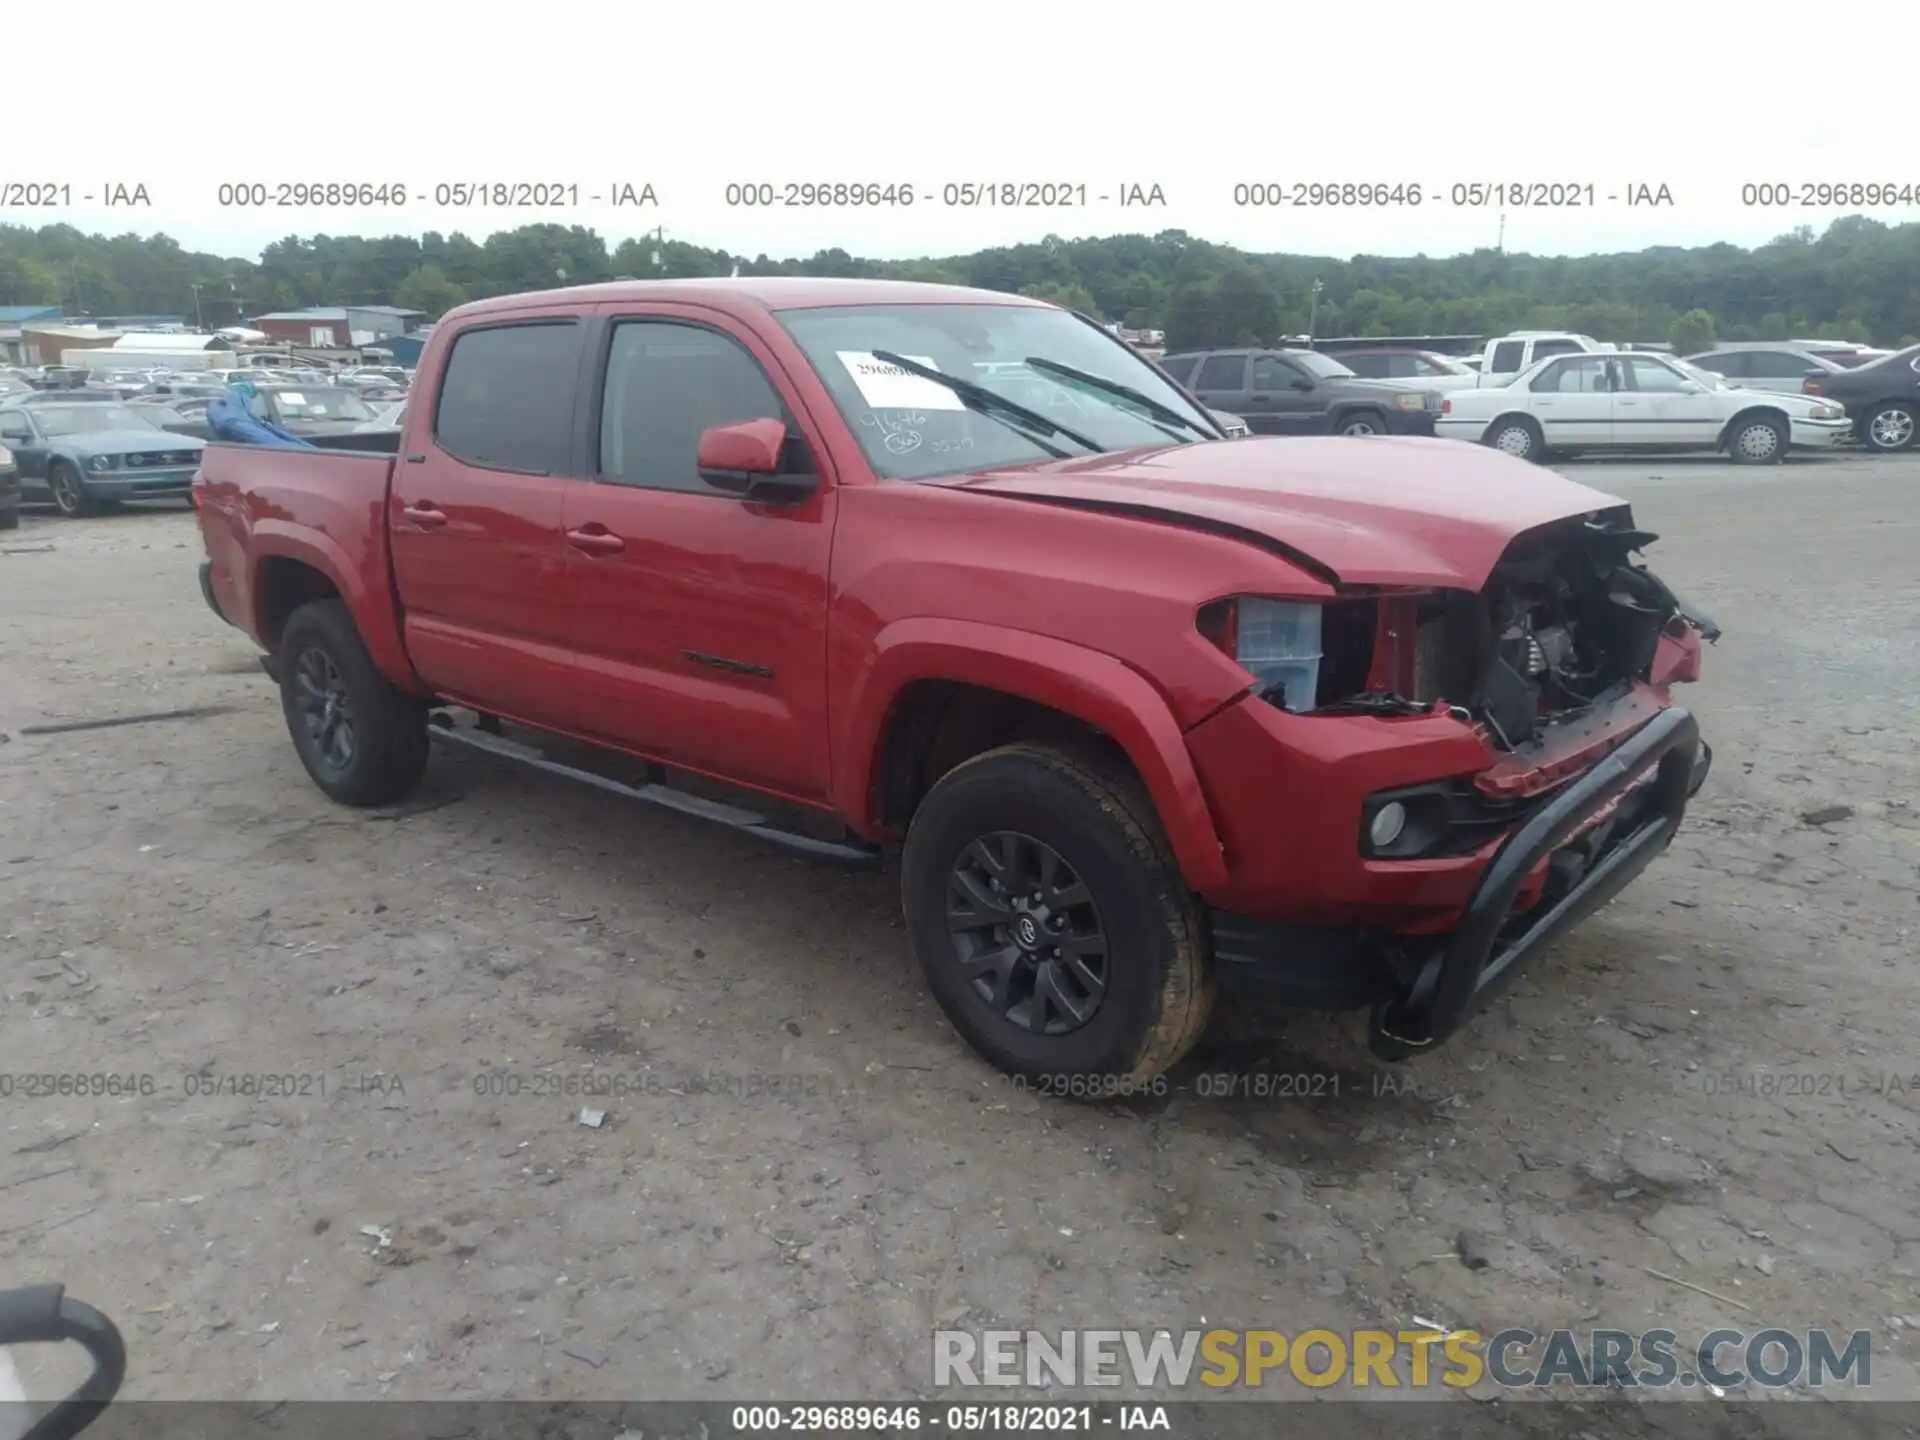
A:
[362,328,433,369]
[248,306,427,348]
[19,324,121,367]
[0,306,65,363]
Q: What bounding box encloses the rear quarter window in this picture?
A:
[1195,354,1248,391]
[434,321,581,473]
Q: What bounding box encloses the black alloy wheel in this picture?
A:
[291,645,357,775]
[945,831,1109,1036]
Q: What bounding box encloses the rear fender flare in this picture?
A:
[248,521,421,691]
[838,617,1231,892]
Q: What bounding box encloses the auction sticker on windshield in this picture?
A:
[837,352,965,410]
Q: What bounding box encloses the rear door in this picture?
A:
[1188,353,1251,425]
[1740,349,1820,395]
[558,305,839,802]
[1525,355,1615,444]
[387,314,592,730]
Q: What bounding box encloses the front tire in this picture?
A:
[1484,415,1543,461]
[1337,410,1386,437]
[901,743,1214,1087]
[1727,414,1787,465]
[1862,401,1917,453]
[48,461,96,518]
[278,599,429,806]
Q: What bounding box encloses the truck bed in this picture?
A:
[195,441,401,656]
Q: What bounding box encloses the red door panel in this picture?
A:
[387,315,588,730]
[562,306,838,803]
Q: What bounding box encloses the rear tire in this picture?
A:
[48,461,95,518]
[1726,414,1787,465]
[0,506,18,531]
[901,743,1214,1088]
[278,599,429,807]
[1862,401,1917,453]
[1483,415,1543,461]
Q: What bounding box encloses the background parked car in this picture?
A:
[1160,347,1443,436]
[0,439,19,529]
[1799,343,1920,452]
[241,385,381,437]
[135,395,217,441]
[0,389,121,407]
[1435,351,1850,463]
[0,402,205,517]
[1685,345,1849,397]
[1335,348,1481,390]
[351,400,408,433]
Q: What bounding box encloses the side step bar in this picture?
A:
[426,716,883,869]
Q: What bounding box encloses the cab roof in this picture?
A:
[449,277,1053,323]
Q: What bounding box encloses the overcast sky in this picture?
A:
[19,2,1913,263]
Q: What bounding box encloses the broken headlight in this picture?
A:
[1198,597,1323,713]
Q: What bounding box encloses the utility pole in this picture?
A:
[1307,279,1323,341]
[651,225,666,273]
[1496,212,1507,254]
[191,284,205,330]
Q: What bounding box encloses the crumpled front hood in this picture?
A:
[930,436,1631,589]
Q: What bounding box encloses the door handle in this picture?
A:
[566,527,625,556]
[401,502,447,528]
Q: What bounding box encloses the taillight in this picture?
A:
[1441,397,1452,414]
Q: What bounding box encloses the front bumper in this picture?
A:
[1789,417,1852,449]
[87,464,199,498]
[1384,410,1439,436]
[1366,705,1705,1059]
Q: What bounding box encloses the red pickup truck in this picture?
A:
[194,278,1715,1085]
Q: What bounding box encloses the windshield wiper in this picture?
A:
[1023,357,1219,439]
[868,350,1101,457]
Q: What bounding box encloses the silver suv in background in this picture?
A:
[1686,345,1849,396]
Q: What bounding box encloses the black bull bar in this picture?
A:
[1369,706,1706,1061]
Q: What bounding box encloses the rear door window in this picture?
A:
[1156,354,1200,386]
[1194,354,1248,391]
[1489,341,1526,372]
[434,320,582,474]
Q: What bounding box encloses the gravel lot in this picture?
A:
[2,452,1917,1427]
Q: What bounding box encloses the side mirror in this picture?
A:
[0,421,29,440]
[1290,378,1315,392]
[696,417,818,504]
[1676,380,1703,394]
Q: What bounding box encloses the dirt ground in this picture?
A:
[2,452,1917,1427]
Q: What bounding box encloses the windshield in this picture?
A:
[1293,351,1357,380]
[36,405,160,436]
[777,303,1218,480]
[1669,357,1732,389]
[271,388,376,421]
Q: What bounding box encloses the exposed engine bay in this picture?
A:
[1316,511,1718,751]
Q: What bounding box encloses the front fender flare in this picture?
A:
[836,617,1231,893]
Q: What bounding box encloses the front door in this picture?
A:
[1246,353,1323,435]
[559,307,838,803]
[1615,355,1723,446]
[1525,355,1615,445]
[386,315,590,730]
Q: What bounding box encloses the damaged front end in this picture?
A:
[1196,507,1718,1061]
[1312,510,1715,753]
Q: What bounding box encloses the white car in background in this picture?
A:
[1434,350,1851,464]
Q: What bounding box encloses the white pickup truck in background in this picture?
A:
[1466,331,1611,387]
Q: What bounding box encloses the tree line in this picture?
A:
[3,215,1918,353]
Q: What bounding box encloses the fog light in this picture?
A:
[1368,801,1408,850]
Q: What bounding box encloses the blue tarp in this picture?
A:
[207,384,315,448]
